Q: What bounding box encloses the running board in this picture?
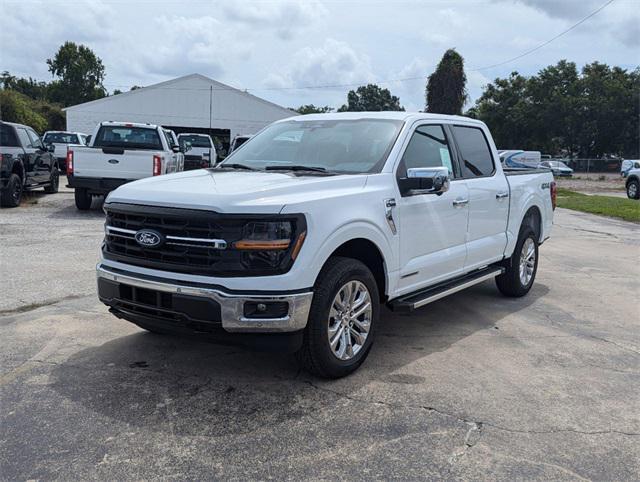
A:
[389,266,505,313]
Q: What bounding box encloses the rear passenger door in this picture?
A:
[26,128,52,183]
[395,123,469,293]
[15,128,39,183]
[452,124,509,271]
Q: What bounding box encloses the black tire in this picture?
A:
[0,173,23,208]
[627,178,639,199]
[44,169,59,194]
[74,188,92,210]
[496,227,539,297]
[295,256,379,379]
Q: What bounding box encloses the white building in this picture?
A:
[64,73,296,152]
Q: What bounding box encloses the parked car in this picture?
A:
[625,168,640,199]
[96,112,555,378]
[229,134,253,153]
[538,160,573,177]
[177,133,217,170]
[164,129,185,172]
[1,121,59,207]
[67,121,185,210]
[42,131,88,173]
[621,159,640,178]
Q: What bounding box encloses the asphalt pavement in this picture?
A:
[1,187,638,480]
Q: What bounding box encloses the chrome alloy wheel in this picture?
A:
[328,280,372,361]
[519,237,536,286]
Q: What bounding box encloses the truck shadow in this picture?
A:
[49,281,549,437]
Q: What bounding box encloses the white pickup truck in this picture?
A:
[96,112,556,378]
[42,131,88,172]
[67,121,184,209]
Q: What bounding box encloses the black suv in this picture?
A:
[0,121,59,207]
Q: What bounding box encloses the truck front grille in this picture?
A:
[103,203,247,276]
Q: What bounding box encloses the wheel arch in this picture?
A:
[327,238,388,303]
[521,205,542,242]
[11,160,25,181]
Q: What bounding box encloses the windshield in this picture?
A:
[221,119,403,174]
[93,126,162,150]
[179,134,212,148]
[43,132,79,144]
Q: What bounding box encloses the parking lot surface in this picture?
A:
[1,189,639,480]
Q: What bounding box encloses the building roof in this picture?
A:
[63,73,294,115]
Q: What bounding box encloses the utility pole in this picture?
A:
[209,85,213,130]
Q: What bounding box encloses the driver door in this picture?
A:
[395,123,469,295]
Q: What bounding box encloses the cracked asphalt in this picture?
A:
[1,187,639,480]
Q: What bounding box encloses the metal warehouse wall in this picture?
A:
[65,74,296,141]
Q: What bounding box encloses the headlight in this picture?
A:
[233,218,306,271]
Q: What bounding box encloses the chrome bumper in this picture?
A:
[96,264,313,333]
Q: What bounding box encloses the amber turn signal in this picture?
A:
[291,231,307,260]
[234,239,291,250]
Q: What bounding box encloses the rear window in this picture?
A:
[43,132,79,144]
[453,125,495,177]
[178,134,211,148]
[94,126,162,150]
[0,124,19,147]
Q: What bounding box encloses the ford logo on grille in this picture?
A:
[134,229,163,248]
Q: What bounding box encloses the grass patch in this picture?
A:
[556,188,640,222]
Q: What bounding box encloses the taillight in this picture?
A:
[66,150,74,175]
[550,181,557,210]
[153,155,161,176]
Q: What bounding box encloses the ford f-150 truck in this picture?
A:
[67,121,184,210]
[97,112,556,378]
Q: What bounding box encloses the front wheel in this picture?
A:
[496,227,539,297]
[295,257,379,378]
[627,179,639,199]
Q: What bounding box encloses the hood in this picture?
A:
[105,168,368,213]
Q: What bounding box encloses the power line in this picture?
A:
[469,0,616,71]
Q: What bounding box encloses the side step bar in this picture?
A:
[389,266,505,313]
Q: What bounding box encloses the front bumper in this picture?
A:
[96,264,313,333]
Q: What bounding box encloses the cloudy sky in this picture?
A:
[1,0,638,111]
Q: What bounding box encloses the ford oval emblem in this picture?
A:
[134,229,163,248]
[108,159,119,164]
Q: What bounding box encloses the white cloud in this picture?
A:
[221,0,327,40]
[263,38,375,90]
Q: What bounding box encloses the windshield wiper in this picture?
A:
[265,165,328,173]
[218,163,256,171]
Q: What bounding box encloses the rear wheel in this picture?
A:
[295,257,379,378]
[627,179,639,199]
[74,188,92,210]
[496,227,539,297]
[1,173,23,208]
[44,169,59,194]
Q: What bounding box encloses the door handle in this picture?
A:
[496,191,509,199]
[452,198,469,207]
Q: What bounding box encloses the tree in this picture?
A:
[113,89,123,95]
[46,41,106,106]
[130,85,143,91]
[425,49,467,115]
[337,84,404,112]
[0,71,49,100]
[472,60,640,158]
[293,104,334,114]
[0,90,48,132]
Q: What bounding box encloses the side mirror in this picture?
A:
[172,146,180,153]
[181,141,192,153]
[46,143,55,153]
[399,167,450,196]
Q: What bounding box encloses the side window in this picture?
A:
[397,125,454,178]
[26,129,44,150]
[0,125,20,147]
[453,126,495,178]
[16,128,32,148]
